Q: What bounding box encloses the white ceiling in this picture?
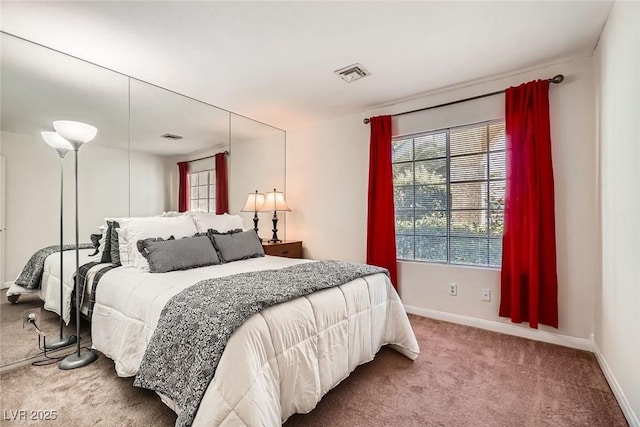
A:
[0,1,612,130]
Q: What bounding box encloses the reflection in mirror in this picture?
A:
[0,33,129,367]
[128,79,230,217]
[229,114,286,240]
[0,34,286,369]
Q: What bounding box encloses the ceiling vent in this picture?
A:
[334,63,370,83]
[161,133,183,140]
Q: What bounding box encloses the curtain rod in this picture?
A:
[363,74,564,125]
[187,151,229,163]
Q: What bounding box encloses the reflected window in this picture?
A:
[393,120,505,268]
[189,169,216,213]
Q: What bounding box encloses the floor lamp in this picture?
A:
[53,120,99,370]
[41,132,78,350]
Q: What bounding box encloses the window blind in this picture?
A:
[392,120,505,267]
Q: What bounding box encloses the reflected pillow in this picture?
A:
[110,220,122,266]
[210,230,264,263]
[100,222,113,263]
[117,216,198,270]
[89,233,102,256]
[189,212,244,234]
[137,235,220,273]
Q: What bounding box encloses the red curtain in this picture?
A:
[177,161,190,213]
[215,152,229,214]
[366,115,398,288]
[500,80,558,329]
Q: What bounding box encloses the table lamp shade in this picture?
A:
[241,192,265,212]
[53,120,97,143]
[260,189,291,212]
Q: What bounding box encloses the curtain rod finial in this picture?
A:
[550,74,564,84]
[363,118,370,124]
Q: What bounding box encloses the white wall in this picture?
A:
[130,150,172,217]
[594,1,640,424]
[287,56,598,342]
[230,134,286,238]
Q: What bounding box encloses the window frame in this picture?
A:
[393,119,505,269]
[189,168,216,213]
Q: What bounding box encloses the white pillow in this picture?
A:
[189,212,244,234]
[117,216,198,270]
[160,211,183,217]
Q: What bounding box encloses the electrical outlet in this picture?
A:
[481,289,491,302]
[23,308,41,329]
[448,283,457,296]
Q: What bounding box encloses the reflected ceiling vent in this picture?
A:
[161,133,183,140]
[334,63,370,83]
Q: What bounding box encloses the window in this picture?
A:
[189,169,216,213]
[393,120,505,268]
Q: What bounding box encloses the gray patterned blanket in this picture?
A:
[15,244,93,290]
[134,260,387,427]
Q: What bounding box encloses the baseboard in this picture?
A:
[1,281,13,290]
[592,341,639,427]
[404,305,593,352]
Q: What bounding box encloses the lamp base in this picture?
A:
[270,212,281,243]
[59,349,98,370]
[45,335,77,350]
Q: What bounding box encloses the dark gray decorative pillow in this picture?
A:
[206,228,242,259]
[101,222,113,263]
[210,230,264,263]
[110,221,122,266]
[137,236,220,273]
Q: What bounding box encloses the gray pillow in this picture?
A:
[101,222,113,263]
[137,235,220,273]
[210,230,264,263]
[109,220,121,266]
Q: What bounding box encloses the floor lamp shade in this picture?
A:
[53,121,97,145]
[241,191,265,237]
[259,189,291,243]
[41,131,73,152]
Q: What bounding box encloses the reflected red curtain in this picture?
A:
[215,152,228,214]
[366,115,398,288]
[500,79,558,329]
[177,161,190,213]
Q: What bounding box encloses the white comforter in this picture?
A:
[91,256,420,426]
[7,248,99,324]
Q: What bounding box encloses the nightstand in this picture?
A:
[262,240,303,259]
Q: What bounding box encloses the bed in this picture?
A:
[7,248,99,323]
[11,213,420,425]
[91,255,419,425]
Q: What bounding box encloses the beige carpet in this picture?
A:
[1,290,90,368]
[0,315,627,426]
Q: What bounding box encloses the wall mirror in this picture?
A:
[0,33,130,368]
[0,32,286,369]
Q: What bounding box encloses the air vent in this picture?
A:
[161,133,183,140]
[334,63,370,83]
